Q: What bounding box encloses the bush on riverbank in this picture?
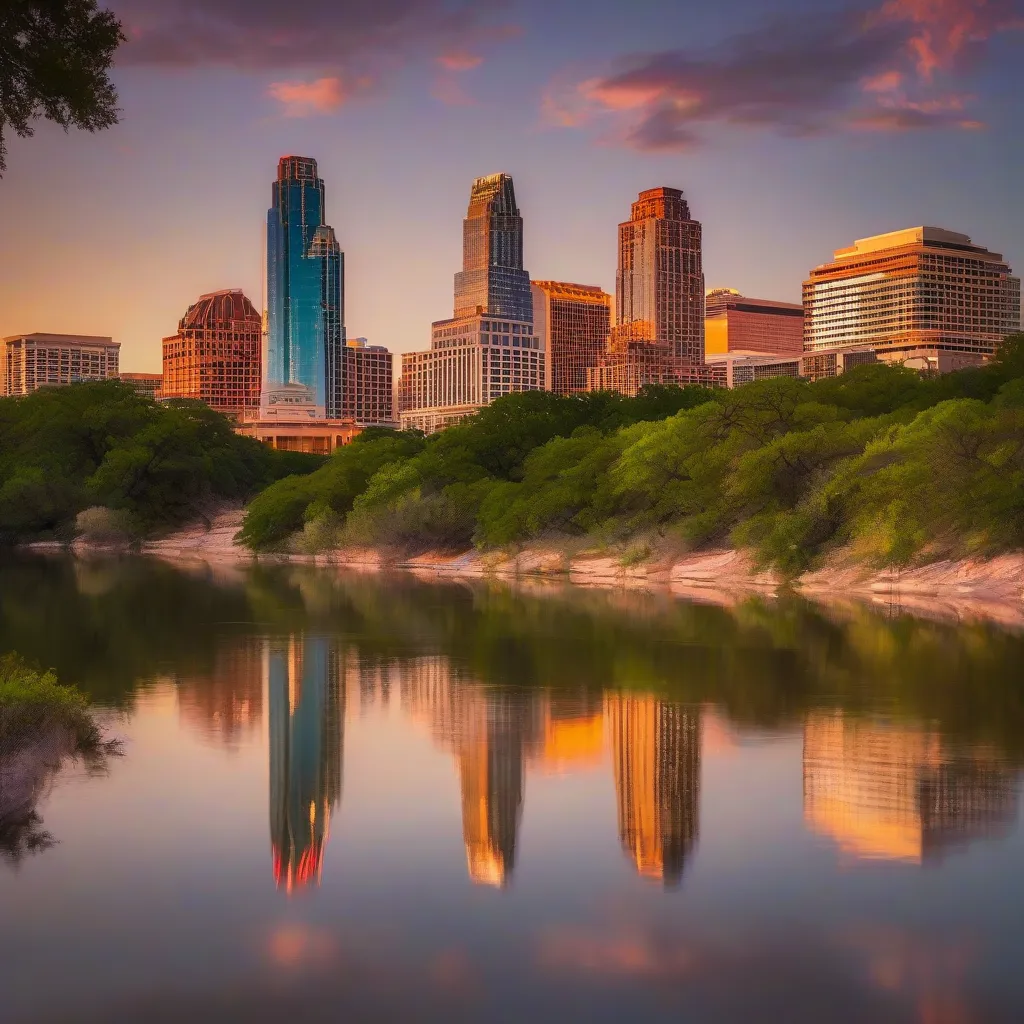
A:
[0,382,324,545]
[239,335,1024,572]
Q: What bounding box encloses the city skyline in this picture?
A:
[1,0,1021,371]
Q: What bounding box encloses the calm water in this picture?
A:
[3,556,1024,1023]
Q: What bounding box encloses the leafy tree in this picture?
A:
[0,0,124,173]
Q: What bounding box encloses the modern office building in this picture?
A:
[605,694,701,888]
[531,281,611,394]
[118,372,163,399]
[1,333,120,397]
[338,338,395,426]
[266,155,345,414]
[804,227,1021,372]
[161,290,261,417]
[705,288,804,356]
[588,187,706,395]
[399,174,545,433]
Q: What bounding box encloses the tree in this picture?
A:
[0,0,124,174]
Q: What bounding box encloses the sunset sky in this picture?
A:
[1,0,1022,372]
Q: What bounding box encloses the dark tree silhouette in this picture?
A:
[0,0,124,174]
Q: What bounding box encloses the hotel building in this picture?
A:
[588,187,706,395]
[804,227,1021,372]
[161,290,262,417]
[705,288,804,356]
[1,333,120,397]
[399,174,545,433]
[531,281,611,395]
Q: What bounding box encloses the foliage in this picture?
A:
[0,382,318,543]
[75,505,137,546]
[0,0,124,173]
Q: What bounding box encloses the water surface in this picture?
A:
[2,555,1024,1023]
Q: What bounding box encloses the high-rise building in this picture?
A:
[339,338,395,426]
[605,695,701,888]
[705,288,804,356]
[266,156,345,414]
[398,174,545,434]
[588,187,706,395]
[268,636,344,893]
[118,372,163,400]
[1,333,120,397]
[454,173,533,322]
[161,290,262,418]
[804,227,1021,372]
[531,281,611,395]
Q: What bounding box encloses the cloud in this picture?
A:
[437,52,484,72]
[548,0,1022,150]
[267,76,366,116]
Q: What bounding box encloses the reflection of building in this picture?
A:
[268,637,344,892]
[803,711,1018,864]
[704,288,804,356]
[398,174,545,434]
[606,695,701,887]
[176,638,264,748]
[161,290,262,417]
[804,227,1021,371]
[531,281,611,395]
[530,694,606,773]
[2,333,120,396]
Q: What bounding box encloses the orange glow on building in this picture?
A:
[118,371,163,399]
[161,289,262,418]
[531,281,611,395]
[704,288,804,356]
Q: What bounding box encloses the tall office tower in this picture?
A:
[587,187,706,396]
[338,338,395,426]
[804,227,1021,372]
[398,173,545,434]
[453,173,533,322]
[268,636,344,893]
[1,333,120,396]
[266,156,345,413]
[161,290,262,418]
[704,288,804,356]
[531,281,612,395]
[803,711,1018,864]
[605,695,701,888]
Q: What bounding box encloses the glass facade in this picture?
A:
[266,156,345,413]
[531,281,611,395]
[453,174,533,323]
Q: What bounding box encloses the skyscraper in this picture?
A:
[531,281,612,395]
[398,173,545,434]
[454,173,533,322]
[266,156,345,413]
[804,227,1021,372]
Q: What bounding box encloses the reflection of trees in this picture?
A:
[804,711,1018,863]
[268,637,344,892]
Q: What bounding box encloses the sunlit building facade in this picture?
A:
[398,173,544,434]
[531,281,611,394]
[605,695,701,888]
[266,156,345,413]
[804,227,1021,371]
[161,290,262,417]
[1,333,120,397]
[705,288,804,356]
[268,636,344,892]
[339,338,395,426]
[118,372,163,399]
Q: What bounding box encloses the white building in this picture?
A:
[1,333,120,397]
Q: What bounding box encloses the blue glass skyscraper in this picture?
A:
[266,156,345,413]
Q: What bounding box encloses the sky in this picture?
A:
[1,0,1022,372]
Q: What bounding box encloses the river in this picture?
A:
[2,553,1024,1023]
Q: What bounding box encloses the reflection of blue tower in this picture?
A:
[266,156,345,413]
[268,637,342,892]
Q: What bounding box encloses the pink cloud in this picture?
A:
[437,51,483,71]
[267,76,365,116]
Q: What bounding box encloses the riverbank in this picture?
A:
[125,509,1024,629]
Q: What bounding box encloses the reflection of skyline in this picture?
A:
[803,711,1018,864]
[606,696,701,888]
[268,637,344,893]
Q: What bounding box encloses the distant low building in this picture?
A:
[1,333,120,397]
[705,345,879,388]
[704,288,803,356]
[235,382,360,454]
[119,372,163,399]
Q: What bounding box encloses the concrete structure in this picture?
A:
[531,281,611,395]
[589,187,705,393]
[704,288,804,356]
[236,383,360,454]
[705,345,879,388]
[804,227,1021,372]
[1,333,120,397]
[399,174,545,433]
[162,290,261,418]
[339,338,395,426]
[119,372,163,399]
